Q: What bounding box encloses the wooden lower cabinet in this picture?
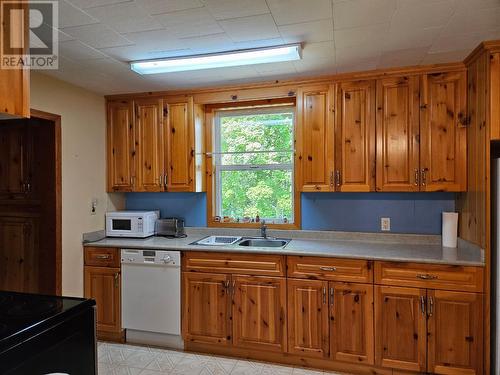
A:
[84,265,121,337]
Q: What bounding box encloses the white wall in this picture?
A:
[30,72,124,297]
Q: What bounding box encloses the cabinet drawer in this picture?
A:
[287,256,373,283]
[374,262,484,292]
[182,252,285,277]
[84,247,120,267]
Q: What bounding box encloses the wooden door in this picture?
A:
[165,98,194,191]
[427,290,483,374]
[107,101,134,192]
[0,216,38,292]
[287,279,329,358]
[135,98,164,192]
[330,282,374,365]
[335,80,376,191]
[420,71,467,191]
[376,76,420,192]
[182,272,231,346]
[296,84,335,192]
[0,122,28,199]
[375,286,427,372]
[84,266,121,333]
[232,275,287,352]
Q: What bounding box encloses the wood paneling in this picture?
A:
[0,122,29,199]
[182,252,285,277]
[232,275,286,352]
[376,76,420,192]
[335,80,376,192]
[107,101,134,192]
[181,272,231,346]
[296,84,334,192]
[375,286,427,372]
[374,262,483,293]
[420,72,467,191]
[134,98,163,192]
[490,52,500,140]
[287,256,373,283]
[330,282,374,365]
[84,266,121,334]
[84,247,120,268]
[287,279,329,358]
[427,290,483,375]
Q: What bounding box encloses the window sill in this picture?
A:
[207,221,299,230]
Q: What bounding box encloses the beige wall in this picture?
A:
[30,72,124,297]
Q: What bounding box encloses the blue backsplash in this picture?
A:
[125,192,455,234]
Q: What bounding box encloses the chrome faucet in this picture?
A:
[260,220,267,238]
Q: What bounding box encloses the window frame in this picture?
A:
[205,99,300,229]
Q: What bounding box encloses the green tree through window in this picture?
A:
[214,107,294,223]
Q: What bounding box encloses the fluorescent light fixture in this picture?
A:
[130,44,302,75]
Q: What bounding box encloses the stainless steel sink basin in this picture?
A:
[237,238,290,248]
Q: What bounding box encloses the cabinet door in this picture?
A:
[232,275,287,352]
[375,286,427,372]
[287,279,329,358]
[84,266,121,333]
[335,80,376,191]
[296,84,335,192]
[420,72,467,191]
[182,272,231,346]
[376,76,420,192]
[330,282,374,365]
[0,216,38,293]
[0,122,28,199]
[427,290,483,374]
[135,98,164,192]
[107,101,134,192]
[165,99,194,191]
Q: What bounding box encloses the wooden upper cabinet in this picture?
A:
[181,272,231,346]
[134,98,164,192]
[420,71,467,191]
[232,275,287,352]
[427,290,483,375]
[330,282,374,365]
[491,52,500,140]
[0,1,29,119]
[107,101,134,192]
[335,80,376,192]
[296,84,334,192]
[376,76,420,192]
[84,266,121,333]
[375,285,427,373]
[287,279,329,358]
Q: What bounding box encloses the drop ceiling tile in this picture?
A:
[66,0,131,9]
[62,23,133,48]
[253,61,297,74]
[267,0,332,26]
[201,0,270,20]
[382,26,441,52]
[333,0,397,30]
[153,7,223,38]
[179,33,237,53]
[59,0,99,28]
[429,30,495,53]
[77,57,131,76]
[334,23,389,49]
[235,37,286,49]
[455,0,500,10]
[99,43,190,61]
[293,57,336,75]
[59,39,108,60]
[441,6,500,36]
[378,46,429,68]
[219,14,280,42]
[421,49,470,65]
[122,29,186,50]
[134,0,203,16]
[335,42,381,66]
[86,2,163,33]
[57,28,76,42]
[391,0,456,29]
[301,41,335,60]
[337,57,379,73]
[278,19,334,44]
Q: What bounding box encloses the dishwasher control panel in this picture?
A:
[121,249,180,266]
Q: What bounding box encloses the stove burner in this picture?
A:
[0,293,63,321]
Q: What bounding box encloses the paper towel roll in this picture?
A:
[442,212,458,248]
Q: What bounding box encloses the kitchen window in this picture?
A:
[212,106,295,225]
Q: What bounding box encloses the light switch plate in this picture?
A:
[91,198,98,215]
[381,217,391,231]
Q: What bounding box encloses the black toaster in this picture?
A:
[155,218,186,238]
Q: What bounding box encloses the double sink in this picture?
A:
[192,235,291,249]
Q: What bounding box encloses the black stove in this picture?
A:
[0,291,96,375]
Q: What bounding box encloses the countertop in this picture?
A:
[83,228,485,267]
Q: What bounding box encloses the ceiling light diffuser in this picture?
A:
[130,44,302,75]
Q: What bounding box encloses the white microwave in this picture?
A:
[105,211,159,238]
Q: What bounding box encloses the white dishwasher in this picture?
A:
[121,249,183,349]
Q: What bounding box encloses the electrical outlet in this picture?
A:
[91,198,98,216]
[381,217,391,231]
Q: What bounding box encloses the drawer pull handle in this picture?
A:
[320,266,337,272]
[322,287,326,304]
[96,255,111,260]
[416,273,438,280]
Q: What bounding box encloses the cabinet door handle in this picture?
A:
[96,255,110,260]
[416,273,438,280]
[320,266,337,272]
[428,296,434,317]
[322,287,326,304]
[232,280,235,297]
[330,171,334,188]
[164,174,168,188]
[421,169,426,186]
[420,296,426,316]
[335,170,341,187]
[114,272,119,288]
[414,169,419,186]
[329,287,334,306]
